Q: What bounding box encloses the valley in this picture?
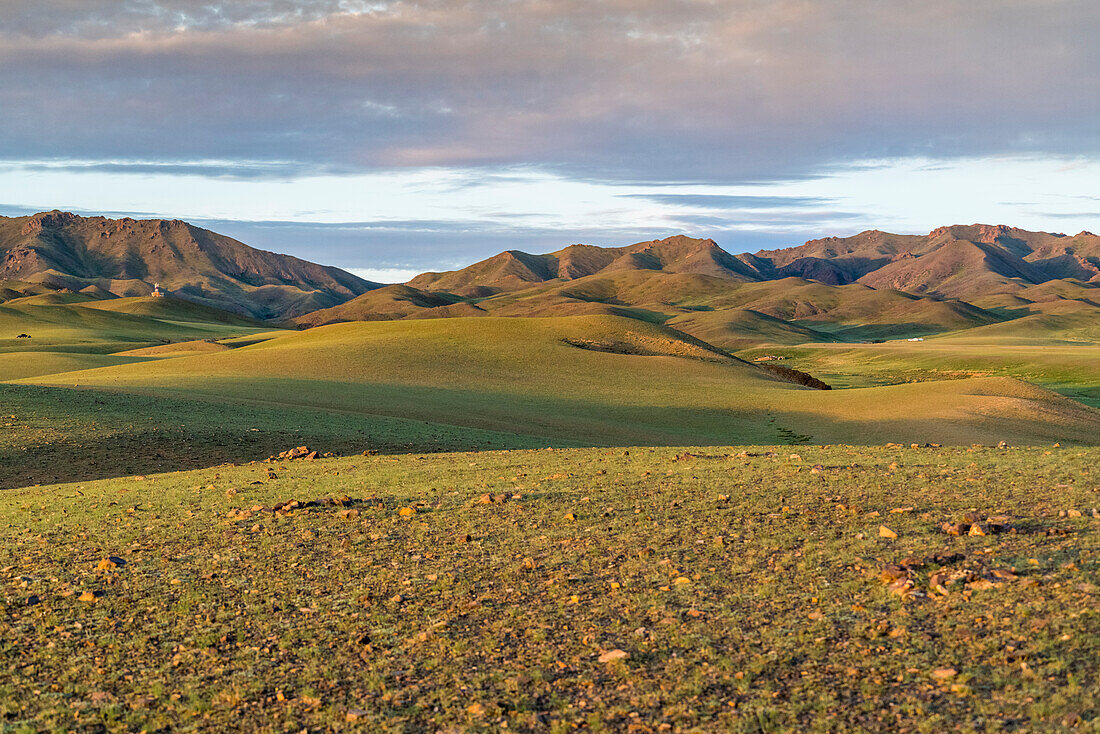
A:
[0,214,1096,732]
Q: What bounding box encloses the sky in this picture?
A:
[0,1,1097,281]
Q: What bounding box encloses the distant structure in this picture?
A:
[151,282,165,298]
[907,337,924,342]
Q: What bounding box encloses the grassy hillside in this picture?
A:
[0,382,565,490]
[737,340,1100,409]
[19,316,1100,448]
[298,268,1025,346]
[0,295,277,359]
[2,446,1097,731]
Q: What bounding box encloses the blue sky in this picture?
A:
[0,1,1097,280]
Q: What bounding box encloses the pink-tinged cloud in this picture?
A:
[0,0,1096,182]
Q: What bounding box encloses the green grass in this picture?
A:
[0,296,275,357]
[2,446,1097,732]
[17,316,1100,450]
[0,384,568,490]
[737,341,1100,408]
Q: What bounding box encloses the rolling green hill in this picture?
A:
[19,316,1100,449]
[0,294,278,361]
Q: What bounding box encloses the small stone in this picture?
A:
[931,668,957,680]
[598,649,629,663]
[95,557,125,571]
[997,440,1009,449]
[886,578,914,597]
[878,525,898,539]
[477,493,493,504]
[563,512,576,521]
[466,703,486,716]
[1067,509,1082,518]
[398,506,415,516]
[968,523,987,536]
[346,710,369,722]
[78,590,97,602]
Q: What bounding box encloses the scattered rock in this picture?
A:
[267,446,330,462]
[931,668,958,680]
[78,590,98,602]
[398,506,415,517]
[968,523,987,537]
[598,649,629,663]
[879,525,898,539]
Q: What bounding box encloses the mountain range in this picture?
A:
[3,211,1098,346]
[294,225,1100,347]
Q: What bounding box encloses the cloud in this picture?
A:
[0,1,1095,183]
[622,194,835,210]
[346,267,425,283]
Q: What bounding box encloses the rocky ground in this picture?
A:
[1,445,1098,732]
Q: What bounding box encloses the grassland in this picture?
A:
[737,340,1100,409]
[2,446,1098,732]
[16,315,1100,450]
[0,295,272,357]
[0,277,1098,732]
